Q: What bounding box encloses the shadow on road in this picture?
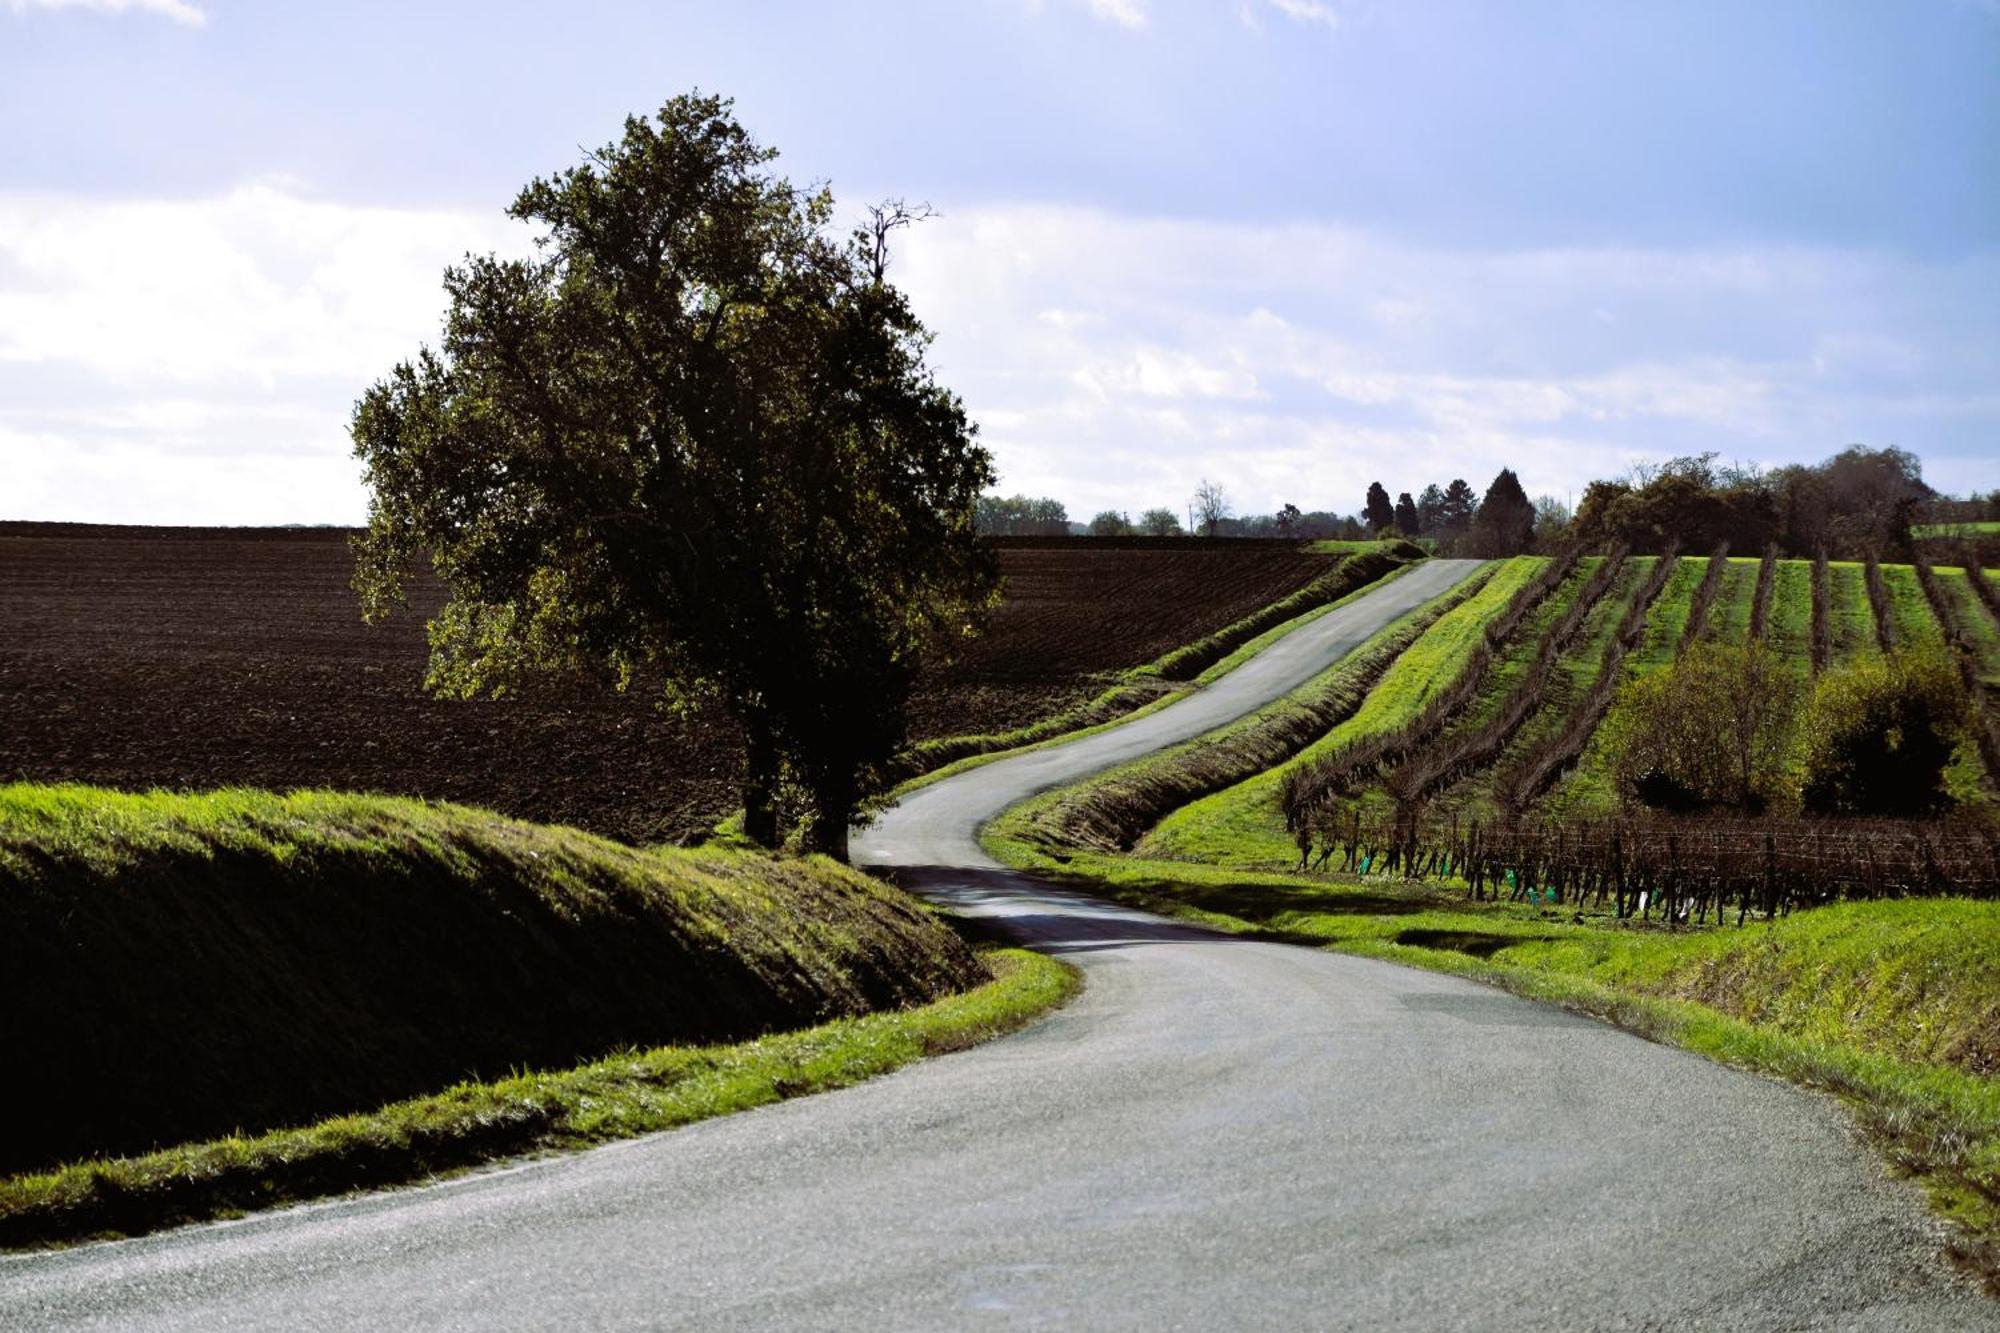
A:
[873,863,1391,956]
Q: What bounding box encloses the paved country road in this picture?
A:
[3,559,1988,1330]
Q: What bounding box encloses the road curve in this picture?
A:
[3,560,1986,1330]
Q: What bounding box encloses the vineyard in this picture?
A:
[977,541,2000,1276]
[1101,547,2000,911]
[0,525,1342,845]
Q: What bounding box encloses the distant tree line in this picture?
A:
[978,444,1978,562]
[975,494,1072,536]
[1569,445,1940,559]
[977,467,1560,552]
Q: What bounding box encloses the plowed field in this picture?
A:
[0,525,1331,843]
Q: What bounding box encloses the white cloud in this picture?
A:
[0,183,522,383]
[891,203,2000,516]
[1236,0,1342,32]
[6,0,207,26]
[1265,0,1340,29]
[1083,0,1146,28]
[2,185,1993,526]
[0,184,525,523]
[1022,0,1146,29]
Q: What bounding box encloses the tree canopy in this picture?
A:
[1087,510,1132,536]
[1472,468,1536,555]
[1570,446,1932,558]
[1393,491,1419,537]
[977,494,1070,535]
[351,93,996,857]
[1363,482,1395,535]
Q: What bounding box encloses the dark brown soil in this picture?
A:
[0,525,1330,843]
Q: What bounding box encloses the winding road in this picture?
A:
[3,559,1987,1329]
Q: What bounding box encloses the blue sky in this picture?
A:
[2,0,1995,522]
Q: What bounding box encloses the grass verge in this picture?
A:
[0,945,1077,1250]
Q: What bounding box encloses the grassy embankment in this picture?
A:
[996,563,1496,857]
[1136,556,1545,870]
[886,542,1421,796]
[1444,556,1655,815]
[1547,554,1707,812]
[0,784,1076,1247]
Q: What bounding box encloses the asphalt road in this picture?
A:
[3,558,1987,1330]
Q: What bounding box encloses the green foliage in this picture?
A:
[1439,478,1478,533]
[1471,467,1536,555]
[1363,481,1395,534]
[1610,639,1799,811]
[349,94,996,854]
[1137,507,1182,537]
[1800,649,1971,816]
[1915,521,2000,539]
[979,494,1070,535]
[1393,491,1419,536]
[1086,509,1132,536]
[1570,454,1778,556]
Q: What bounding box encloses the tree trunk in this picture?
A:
[742,718,781,848]
[803,769,856,862]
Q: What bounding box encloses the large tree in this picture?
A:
[350,94,997,858]
[1363,482,1395,535]
[1472,468,1536,555]
[1393,491,1419,537]
[1439,478,1478,533]
[1415,483,1446,535]
[1191,479,1232,536]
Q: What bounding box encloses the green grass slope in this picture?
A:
[0,784,986,1176]
[998,566,1494,858]
[1139,557,1544,869]
[1938,568,2000,683]
[894,543,1417,781]
[1449,556,1652,815]
[1827,560,1882,664]
[2,948,1073,1249]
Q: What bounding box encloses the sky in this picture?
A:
[2,0,1995,525]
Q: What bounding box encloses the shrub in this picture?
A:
[1611,639,1799,812]
[1799,649,1970,816]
